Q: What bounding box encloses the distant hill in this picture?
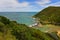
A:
[34,6,60,25]
[0,16,57,40]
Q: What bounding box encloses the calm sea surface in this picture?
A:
[0,12,37,25]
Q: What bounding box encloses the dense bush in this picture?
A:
[0,16,59,40]
[0,16,10,24]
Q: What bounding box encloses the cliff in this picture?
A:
[34,6,60,25]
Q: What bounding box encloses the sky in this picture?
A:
[0,0,60,12]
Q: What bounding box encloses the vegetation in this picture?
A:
[0,16,58,40]
[34,6,60,25]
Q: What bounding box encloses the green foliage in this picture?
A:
[0,22,7,32]
[34,6,60,25]
[0,16,10,24]
[0,16,59,40]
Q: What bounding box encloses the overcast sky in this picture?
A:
[0,0,60,12]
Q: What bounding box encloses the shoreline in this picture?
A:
[29,17,42,27]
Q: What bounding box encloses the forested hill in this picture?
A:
[0,16,57,40]
[34,6,60,25]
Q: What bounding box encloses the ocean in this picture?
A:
[0,12,37,26]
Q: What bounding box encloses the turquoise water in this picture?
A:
[0,12,37,25]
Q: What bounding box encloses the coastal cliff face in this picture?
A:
[34,6,60,25]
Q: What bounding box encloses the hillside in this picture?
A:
[0,16,57,40]
[34,6,60,25]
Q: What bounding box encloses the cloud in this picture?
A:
[35,0,51,6]
[0,0,31,12]
[35,0,60,7]
[42,1,60,7]
[0,0,29,7]
[35,0,60,8]
[34,0,60,12]
[0,0,59,12]
[48,2,60,6]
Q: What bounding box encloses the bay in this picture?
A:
[0,12,37,25]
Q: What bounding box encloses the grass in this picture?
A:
[33,24,60,33]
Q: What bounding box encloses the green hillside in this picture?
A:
[0,16,57,40]
[34,6,60,25]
